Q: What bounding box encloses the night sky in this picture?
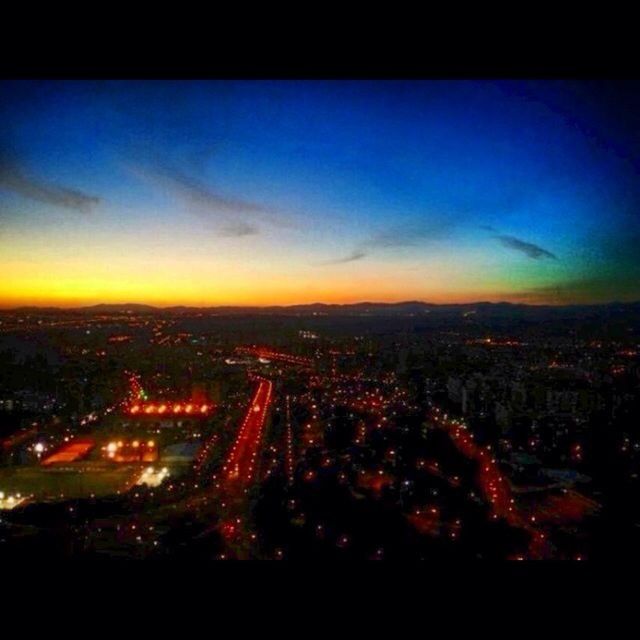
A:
[1,80,639,307]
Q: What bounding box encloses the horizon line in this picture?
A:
[1,298,639,311]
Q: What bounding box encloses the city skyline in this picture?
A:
[1,80,639,307]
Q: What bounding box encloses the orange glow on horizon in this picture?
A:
[0,248,600,307]
[0,286,578,308]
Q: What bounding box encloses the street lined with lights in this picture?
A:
[222,377,273,491]
[429,406,552,559]
[285,395,295,485]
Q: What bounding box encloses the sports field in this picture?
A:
[0,463,139,501]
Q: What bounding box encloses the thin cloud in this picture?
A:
[0,162,101,213]
[320,218,454,266]
[151,165,266,216]
[318,250,368,265]
[129,162,293,236]
[506,272,640,305]
[504,284,567,304]
[366,219,453,249]
[496,234,557,260]
[503,278,604,304]
[218,222,259,237]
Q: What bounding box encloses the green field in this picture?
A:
[0,463,139,501]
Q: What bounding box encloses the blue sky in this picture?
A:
[1,80,638,306]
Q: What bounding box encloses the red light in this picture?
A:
[200,404,208,413]
[145,405,156,414]
[173,404,183,414]
[185,404,193,413]
[158,404,167,414]
[130,405,140,414]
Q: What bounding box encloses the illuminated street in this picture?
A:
[222,378,273,491]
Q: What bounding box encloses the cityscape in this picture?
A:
[1,80,639,561]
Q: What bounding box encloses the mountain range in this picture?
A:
[3,300,640,321]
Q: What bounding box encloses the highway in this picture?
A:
[206,377,274,557]
[222,377,273,492]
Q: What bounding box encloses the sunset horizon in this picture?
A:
[2,295,640,310]
[2,80,639,310]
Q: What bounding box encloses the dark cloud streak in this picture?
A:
[218,222,260,237]
[0,163,101,213]
[129,161,294,237]
[148,165,266,216]
[318,250,368,265]
[366,220,451,249]
[496,234,557,260]
[319,217,454,266]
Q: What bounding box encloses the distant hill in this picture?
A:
[3,300,640,322]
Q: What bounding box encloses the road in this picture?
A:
[285,395,295,485]
[1,426,38,452]
[221,377,273,493]
[429,405,552,559]
[205,377,274,557]
[235,346,312,367]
